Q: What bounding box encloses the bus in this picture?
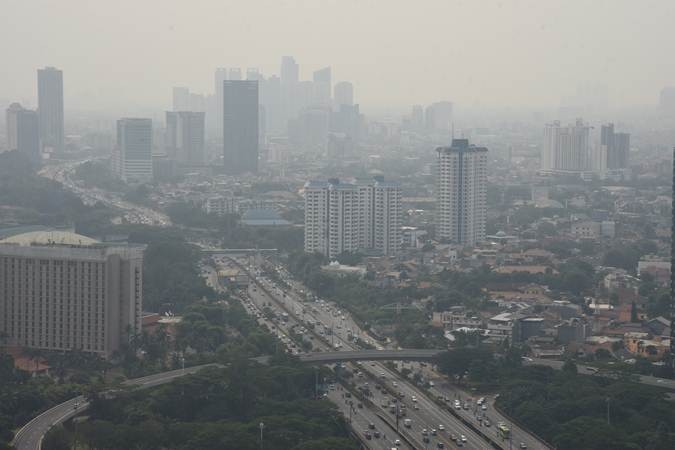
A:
[497,422,511,439]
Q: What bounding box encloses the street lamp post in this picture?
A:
[259,422,264,450]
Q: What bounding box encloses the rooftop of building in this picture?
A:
[0,230,99,247]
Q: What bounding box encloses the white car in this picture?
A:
[439,424,445,431]
[460,435,467,442]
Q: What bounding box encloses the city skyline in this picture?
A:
[3,1,675,111]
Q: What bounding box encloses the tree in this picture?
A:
[630,301,639,322]
[562,359,577,375]
[42,425,71,450]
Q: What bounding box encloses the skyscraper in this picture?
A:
[37,67,64,153]
[223,80,259,174]
[334,81,354,108]
[166,111,205,164]
[312,67,332,105]
[601,123,630,170]
[114,118,153,183]
[246,68,262,81]
[228,68,242,81]
[304,177,401,258]
[541,119,593,173]
[280,56,299,85]
[436,139,488,246]
[6,103,40,163]
[172,87,190,111]
[0,231,144,359]
[425,101,453,131]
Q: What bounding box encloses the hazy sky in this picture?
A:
[3,0,675,112]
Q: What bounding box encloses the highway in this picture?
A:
[418,365,549,450]
[39,160,172,227]
[233,256,499,450]
[12,364,218,450]
[524,357,675,391]
[299,349,443,364]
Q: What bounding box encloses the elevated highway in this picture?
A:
[298,349,444,364]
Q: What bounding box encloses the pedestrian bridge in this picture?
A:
[298,349,444,364]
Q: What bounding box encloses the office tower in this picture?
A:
[0,231,144,359]
[436,139,488,246]
[6,103,40,163]
[166,111,205,164]
[246,68,261,81]
[228,68,242,81]
[601,123,630,170]
[331,104,362,142]
[281,56,299,85]
[334,81,354,107]
[222,80,259,174]
[304,177,401,258]
[172,87,190,111]
[312,67,332,105]
[612,133,630,169]
[541,119,593,173]
[189,93,206,112]
[114,118,153,183]
[214,69,228,139]
[262,75,284,135]
[411,105,424,130]
[425,101,453,131]
[37,67,64,153]
[289,107,330,152]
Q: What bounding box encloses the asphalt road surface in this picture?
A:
[12,364,217,450]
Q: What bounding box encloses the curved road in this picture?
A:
[12,364,219,450]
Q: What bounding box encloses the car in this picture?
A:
[368,422,375,430]
[460,435,467,442]
[437,443,445,449]
[450,434,457,441]
[484,419,491,427]
[422,429,428,436]
[364,431,372,440]
[438,424,445,431]
[423,436,430,443]
[373,430,381,438]
[413,404,420,410]
[357,403,363,409]
[520,444,527,449]
[481,404,487,410]
[393,382,398,387]
[431,429,437,436]
[394,439,401,446]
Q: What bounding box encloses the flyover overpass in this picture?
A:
[200,248,278,255]
[298,349,445,364]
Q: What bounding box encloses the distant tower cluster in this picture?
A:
[435,139,488,246]
[304,177,401,258]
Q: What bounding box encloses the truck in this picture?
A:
[404,418,412,428]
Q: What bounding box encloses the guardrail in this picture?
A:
[492,401,555,449]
